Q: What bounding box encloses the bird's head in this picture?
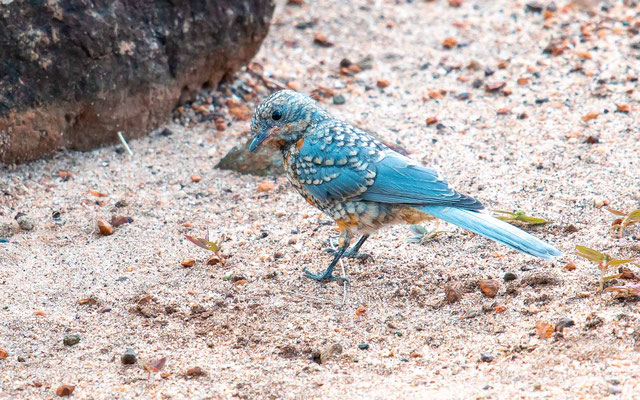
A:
[249,90,329,152]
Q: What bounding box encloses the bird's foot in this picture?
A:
[303,267,348,282]
[323,247,373,261]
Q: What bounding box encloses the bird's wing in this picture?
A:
[361,151,484,210]
[295,128,378,205]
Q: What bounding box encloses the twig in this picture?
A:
[247,62,287,92]
[117,131,134,156]
[329,236,349,305]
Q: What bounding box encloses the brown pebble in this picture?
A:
[186,366,206,377]
[206,254,223,266]
[257,181,275,192]
[56,385,75,397]
[444,283,462,303]
[426,116,438,125]
[97,219,114,235]
[564,261,577,271]
[448,0,462,6]
[313,33,334,47]
[442,37,457,49]
[535,321,554,339]
[181,259,195,267]
[191,175,202,183]
[57,171,72,181]
[376,79,390,88]
[486,81,506,92]
[478,279,499,298]
[617,104,630,113]
[111,216,133,227]
[0,348,7,359]
[582,112,599,121]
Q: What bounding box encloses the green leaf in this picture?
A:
[602,273,622,281]
[627,209,640,219]
[608,259,634,266]
[515,215,549,225]
[494,210,516,216]
[575,245,604,263]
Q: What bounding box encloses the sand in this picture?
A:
[1,0,640,398]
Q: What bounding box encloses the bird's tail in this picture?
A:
[420,206,562,259]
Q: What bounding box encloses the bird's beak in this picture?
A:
[249,127,277,152]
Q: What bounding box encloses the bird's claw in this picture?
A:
[303,267,348,282]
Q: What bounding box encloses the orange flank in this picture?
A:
[295,138,305,150]
[336,214,359,232]
[305,196,314,206]
[398,207,435,224]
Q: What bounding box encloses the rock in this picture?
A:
[121,348,137,365]
[332,94,346,105]
[319,343,343,364]
[358,343,369,350]
[181,259,195,267]
[63,334,81,346]
[216,138,284,176]
[444,283,462,303]
[478,279,499,298]
[97,219,114,235]
[0,0,274,165]
[56,385,75,397]
[186,366,206,377]
[16,214,35,231]
[503,272,517,282]
[608,386,622,395]
[160,128,174,137]
[555,318,575,332]
[525,2,544,12]
[480,352,494,362]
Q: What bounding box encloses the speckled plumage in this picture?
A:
[249,90,561,281]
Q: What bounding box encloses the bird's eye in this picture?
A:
[271,110,282,121]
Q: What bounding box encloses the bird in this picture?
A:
[249,90,562,282]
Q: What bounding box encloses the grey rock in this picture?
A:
[63,334,81,346]
[216,138,284,176]
[121,348,137,365]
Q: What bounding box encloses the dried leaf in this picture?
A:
[575,245,604,263]
[185,235,220,252]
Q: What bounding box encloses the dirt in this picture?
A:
[1,0,640,398]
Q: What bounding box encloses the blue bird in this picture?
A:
[249,90,562,281]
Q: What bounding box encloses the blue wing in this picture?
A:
[362,152,483,210]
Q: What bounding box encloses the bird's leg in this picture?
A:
[304,232,351,282]
[324,234,372,260]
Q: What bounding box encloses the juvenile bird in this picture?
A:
[249,90,561,281]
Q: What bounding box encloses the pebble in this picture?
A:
[480,352,494,362]
[97,218,114,235]
[186,366,206,377]
[56,384,75,397]
[555,318,575,332]
[63,334,81,346]
[358,343,369,350]
[16,215,35,231]
[121,348,137,365]
[332,94,346,105]
[319,343,343,364]
[161,127,174,136]
[608,386,622,395]
[503,272,517,282]
[478,279,499,298]
[0,238,7,243]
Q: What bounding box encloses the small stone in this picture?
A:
[63,334,81,346]
[585,136,600,144]
[478,279,499,298]
[186,366,206,377]
[376,79,390,88]
[181,259,195,267]
[161,127,174,136]
[608,386,622,395]
[257,180,275,192]
[442,37,457,49]
[339,58,352,68]
[56,385,75,397]
[121,348,137,365]
[356,55,373,71]
[617,104,630,113]
[594,198,605,208]
[358,343,369,350]
[472,79,483,89]
[503,272,517,282]
[426,116,438,125]
[97,218,114,235]
[16,215,35,231]
[555,318,575,332]
[480,352,494,362]
[319,343,343,364]
[191,175,202,183]
[525,2,544,12]
[444,283,462,303]
[484,67,495,76]
[564,261,577,271]
[486,81,506,92]
[332,94,346,105]
[313,33,333,47]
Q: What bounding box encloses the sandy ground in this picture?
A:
[2,0,640,398]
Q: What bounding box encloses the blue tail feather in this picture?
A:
[421,206,562,259]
